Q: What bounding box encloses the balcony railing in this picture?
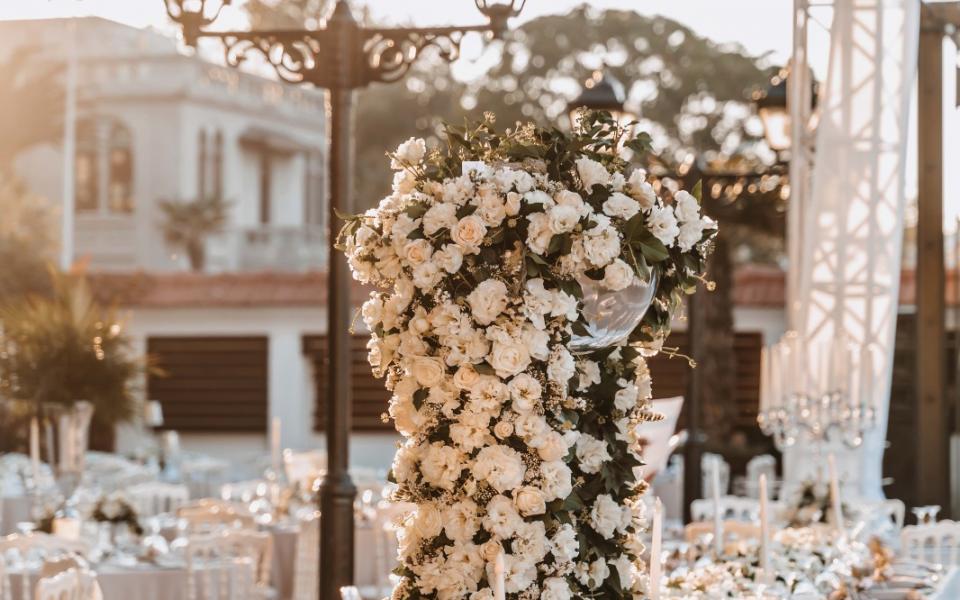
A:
[204,225,327,273]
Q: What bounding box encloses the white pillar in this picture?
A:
[268,329,310,451]
[786,0,919,499]
[60,19,78,271]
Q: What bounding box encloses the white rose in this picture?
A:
[409,355,445,387]
[443,499,480,543]
[674,190,701,222]
[423,203,458,236]
[554,189,588,217]
[402,238,433,266]
[627,170,657,209]
[482,494,522,538]
[413,503,444,539]
[476,183,506,226]
[547,204,580,234]
[513,486,546,516]
[540,460,573,502]
[391,137,426,169]
[602,192,640,220]
[451,215,487,253]
[611,554,635,590]
[550,524,579,562]
[647,204,679,247]
[547,346,576,385]
[391,440,420,483]
[453,364,481,391]
[361,295,384,329]
[677,218,706,252]
[392,169,417,194]
[535,430,568,462]
[503,555,538,594]
[589,493,626,539]
[610,172,626,192]
[389,395,421,436]
[411,261,442,289]
[488,340,531,378]
[466,279,509,325]
[525,212,553,255]
[575,433,612,474]
[493,419,514,439]
[575,156,611,190]
[513,413,547,441]
[508,373,542,412]
[542,577,572,600]
[523,325,550,360]
[473,445,525,493]
[420,442,463,491]
[602,258,635,291]
[433,243,463,274]
[588,557,610,589]
[614,380,640,411]
[582,221,621,268]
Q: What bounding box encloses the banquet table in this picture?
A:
[1,494,32,535]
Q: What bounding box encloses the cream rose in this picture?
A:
[488,339,531,378]
[575,156,611,190]
[493,419,514,439]
[513,486,546,516]
[453,364,481,391]
[602,192,640,220]
[403,238,433,267]
[451,214,487,253]
[413,503,444,538]
[409,356,445,387]
[535,430,568,462]
[548,204,580,234]
[466,279,509,325]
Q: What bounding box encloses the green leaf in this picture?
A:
[692,179,703,203]
[639,238,670,263]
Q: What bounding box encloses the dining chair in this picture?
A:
[220,529,274,598]
[0,554,10,600]
[901,520,960,566]
[177,500,255,531]
[690,496,784,523]
[185,534,232,600]
[684,520,762,545]
[291,512,319,600]
[745,454,777,499]
[126,481,190,517]
[34,568,99,600]
[0,533,89,558]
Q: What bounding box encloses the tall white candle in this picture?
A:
[759,347,770,414]
[759,474,770,577]
[650,497,663,600]
[827,453,844,535]
[29,417,41,483]
[711,458,723,556]
[859,345,874,412]
[493,550,506,600]
[270,416,282,474]
[770,342,782,409]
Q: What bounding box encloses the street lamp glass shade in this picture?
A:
[758,106,791,152]
[568,70,635,130]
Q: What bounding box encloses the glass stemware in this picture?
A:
[570,270,659,352]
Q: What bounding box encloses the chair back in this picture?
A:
[690,496,783,523]
[701,453,730,498]
[185,534,229,600]
[127,482,189,517]
[745,455,777,499]
[0,533,88,558]
[684,520,762,544]
[901,520,960,566]
[177,501,255,531]
[34,568,98,600]
[220,529,272,589]
[292,512,319,600]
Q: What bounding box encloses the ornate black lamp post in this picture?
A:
[162,0,525,596]
[566,70,635,128]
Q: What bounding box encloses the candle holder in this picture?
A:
[758,389,877,450]
[42,401,95,529]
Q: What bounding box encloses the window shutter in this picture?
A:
[147,336,268,432]
[303,334,391,432]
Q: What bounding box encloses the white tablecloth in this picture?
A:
[1,495,32,535]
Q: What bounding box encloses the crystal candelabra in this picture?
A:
[757,331,878,450]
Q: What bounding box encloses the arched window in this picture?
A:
[107,123,133,213]
[74,117,134,214]
[197,128,224,200]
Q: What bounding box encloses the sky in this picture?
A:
[0,0,956,231]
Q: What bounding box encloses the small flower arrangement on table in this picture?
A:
[92,491,143,535]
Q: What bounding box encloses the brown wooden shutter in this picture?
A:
[303,334,391,432]
[147,336,268,432]
[646,331,763,431]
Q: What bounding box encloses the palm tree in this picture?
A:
[158,196,229,271]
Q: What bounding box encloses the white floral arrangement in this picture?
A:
[338,112,716,599]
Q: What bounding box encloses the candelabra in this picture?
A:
[757,331,878,450]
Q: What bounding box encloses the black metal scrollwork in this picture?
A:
[362,26,484,84]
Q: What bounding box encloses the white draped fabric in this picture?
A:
[786,0,919,499]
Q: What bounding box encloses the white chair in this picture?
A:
[690,496,784,523]
[291,513,319,600]
[185,534,239,600]
[177,500,255,531]
[283,450,325,492]
[684,520,762,545]
[701,453,730,498]
[0,533,89,557]
[34,568,99,600]
[127,482,189,517]
[745,455,777,499]
[220,529,273,598]
[901,520,960,566]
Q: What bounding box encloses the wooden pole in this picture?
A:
[916,5,949,513]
